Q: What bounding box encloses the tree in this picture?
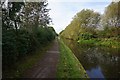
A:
[2,2,26,69]
[102,2,120,27]
[101,1,120,37]
[22,2,51,33]
[61,9,101,40]
[2,2,24,33]
[75,9,101,33]
[2,1,56,73]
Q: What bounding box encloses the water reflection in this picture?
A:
[86,66,104,78]
[63,39,120,78]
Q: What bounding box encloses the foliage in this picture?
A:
[75,9,100,29]
[78,33,97,40]
[2,1,56,76]
[77,38,120,48]
[102,2,120,28]
[77,39,97,47]
[60,9,100,40]
[101,1,120,37]
[95,38,120,48]
[60,1,120,49]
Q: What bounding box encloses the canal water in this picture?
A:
[63,39,120,78]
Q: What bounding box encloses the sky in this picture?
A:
[47,0,112,33]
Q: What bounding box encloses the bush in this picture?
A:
[3,30,18,68]
[78,33,96,40]
[3,26,56,69]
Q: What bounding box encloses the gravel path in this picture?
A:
[22,39,59,78]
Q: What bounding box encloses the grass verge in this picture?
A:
[57,39,88,78]
[3,41,53,78]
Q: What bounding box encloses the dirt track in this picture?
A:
[22,40,59,78]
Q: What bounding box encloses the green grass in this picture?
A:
[77,39,96,46]
[96,39,120,48]
[3,41,53,78]
[57,39,88,78]
[78,38,120,48]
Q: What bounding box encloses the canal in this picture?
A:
[63,39,120,78]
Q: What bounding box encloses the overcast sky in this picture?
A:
[47,0,112,33]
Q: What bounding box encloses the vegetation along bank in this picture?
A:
[57,39,88,78]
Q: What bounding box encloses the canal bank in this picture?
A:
[57,39,88,78]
